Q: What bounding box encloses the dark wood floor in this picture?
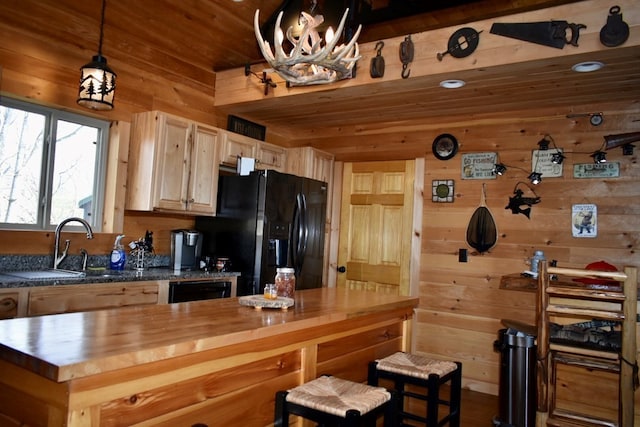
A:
[459,389,499,427]
[402,387,499,427]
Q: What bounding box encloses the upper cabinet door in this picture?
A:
[219,131,257,166]
[127,111,221,215]
[186,125,220,214]
[256,142,287,172]
[154,114,192,211]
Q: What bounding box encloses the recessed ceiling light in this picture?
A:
[439,79,466,89]
[571,61,604,72]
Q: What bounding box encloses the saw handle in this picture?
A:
[552,21,586,47]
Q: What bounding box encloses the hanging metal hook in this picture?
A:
[399,35,414,79]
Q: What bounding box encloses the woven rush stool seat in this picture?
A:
[274,375,397,426]
[368,352,462,427]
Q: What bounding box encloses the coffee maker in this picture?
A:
[170,229,203,270]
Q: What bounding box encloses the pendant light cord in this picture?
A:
[98,0,106,56]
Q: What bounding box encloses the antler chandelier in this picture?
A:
[254,8,361,86]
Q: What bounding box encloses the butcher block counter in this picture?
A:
[0,288,418,426]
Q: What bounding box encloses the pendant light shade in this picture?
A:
[77,0,116,110]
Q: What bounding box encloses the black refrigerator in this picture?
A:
[195,170,327,296]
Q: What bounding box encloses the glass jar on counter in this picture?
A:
[275,267,296,298]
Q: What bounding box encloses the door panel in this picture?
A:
[337,161,415,295]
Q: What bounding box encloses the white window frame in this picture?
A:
[0,97,109,231]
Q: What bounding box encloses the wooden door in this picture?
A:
[186,124,220,214]
[337,161,415,295]
[154,114,191,211]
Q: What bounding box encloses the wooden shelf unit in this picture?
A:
[536,264,637,427]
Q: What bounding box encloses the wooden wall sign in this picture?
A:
[461,152,497,180]
[532,149,563,178]
[573,162,620,178]
[572,204,597,237]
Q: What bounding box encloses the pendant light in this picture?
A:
[77,0,116,110]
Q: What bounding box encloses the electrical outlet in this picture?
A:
[458,248,468,263]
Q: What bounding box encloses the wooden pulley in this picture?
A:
[399,35,414,79]
[370,41,385,78]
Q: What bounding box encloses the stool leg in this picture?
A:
[426,374,439,427]
[450,362,462,427]
[384,390,398,427]
[368,361,379,386]
[395,378,406,425]
[274,391,289,427]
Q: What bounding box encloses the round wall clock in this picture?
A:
[432,133,459,160]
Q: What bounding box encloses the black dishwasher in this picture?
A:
[168,280,232,303]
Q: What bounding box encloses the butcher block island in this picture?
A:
[0,288,418,426]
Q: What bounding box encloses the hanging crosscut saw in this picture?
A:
[490,20,586,49]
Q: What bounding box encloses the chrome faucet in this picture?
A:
[53,217,94,269]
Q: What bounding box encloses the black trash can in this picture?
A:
[492,320,537,427]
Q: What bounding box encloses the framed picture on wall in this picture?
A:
[572,204,597,238]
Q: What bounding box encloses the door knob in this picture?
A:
[337,266,346,273]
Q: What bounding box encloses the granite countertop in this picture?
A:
[0,267,239,288]
[0,254,239,288]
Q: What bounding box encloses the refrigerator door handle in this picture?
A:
[292,192,308,274]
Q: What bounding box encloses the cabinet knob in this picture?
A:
[337,266,346,273]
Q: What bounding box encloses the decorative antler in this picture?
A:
[254,8,361,86]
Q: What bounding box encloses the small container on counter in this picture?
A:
[264,284,277,300]
[275,267,295,298]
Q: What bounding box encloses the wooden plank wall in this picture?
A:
[411,99,640,404]
[1,1,640,419]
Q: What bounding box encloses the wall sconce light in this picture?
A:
[493,161,541,183]
[528,172,542,185]
[539,134,565,164]
[492,163,507,176]
[537,137,550,150]
[253,8,361,86]
[591,151,607,163]
[77,0,116,111]
[551,152,565,164]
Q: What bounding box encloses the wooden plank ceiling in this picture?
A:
[3,0,638,153]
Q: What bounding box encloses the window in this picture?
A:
[0,97,109,231]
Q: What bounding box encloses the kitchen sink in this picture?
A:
[5,269,86,280]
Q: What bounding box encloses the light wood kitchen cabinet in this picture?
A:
[219,130,257,166]
[27,281,161,316]
[256,141,287,171]
[219,131,287,172]
[286,146,334,183]
[127,111,221,214]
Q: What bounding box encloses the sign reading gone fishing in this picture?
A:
[461,152,497,180]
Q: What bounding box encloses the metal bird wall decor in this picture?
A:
[505,182,541,219]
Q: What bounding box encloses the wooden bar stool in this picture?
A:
[368,352,462,427]
[274,375,397,426]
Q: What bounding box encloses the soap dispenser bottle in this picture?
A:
[110,234,126,270]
